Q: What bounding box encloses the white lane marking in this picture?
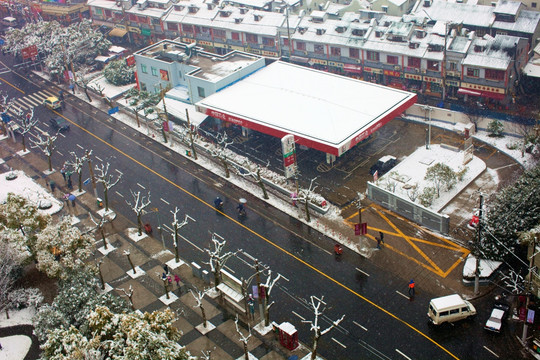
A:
[115,191,124,198]
[58,132,66,138]
[352,320,367,331]
[95,156,103,162]
[76,144,84,149]
[223,265,235,273]
[395,349,412,360]
[331,337,346,348]
[292,311,305,321]
[280,274,290,282]
[115,169,123,175]
[136,183,145,189]
[161,198,170,205]
[396,291,410,299]
[57,150,63,156]
[356,267,370,276]
[483,346,499,358]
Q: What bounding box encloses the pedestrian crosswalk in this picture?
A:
[4,89,58,117]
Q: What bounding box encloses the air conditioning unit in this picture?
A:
[421,69,426,74]
[303,51,308,55]
[394,65,400,70]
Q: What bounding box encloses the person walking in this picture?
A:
[376,237,382,249]
[408,279,415,297]
[60,166,66,181]
[379,231,384,244]
[49,180,56,193]
[174,274,180,287]
[67,177,73,190]
[163,264,169,276]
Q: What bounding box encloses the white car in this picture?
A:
[484,303,509,333]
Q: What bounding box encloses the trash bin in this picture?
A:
[185,150,191,157]
[96,198,103,207]
[278,322,298,351]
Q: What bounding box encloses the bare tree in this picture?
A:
[204,233,239,290]
[124,249,136,274]
[65,150,91,192]
[185,108,198,160]
[235,315,252,360]
[0,241,19,319]
[261,270,281,326]
[208,131,234,178]
[116,285,135,310]
[30,132,57,172]
[295,177,318,222]
[406,183,419,202]
[126,189,151,236]
[13,107,37,152]
[302,295,345,360]
[236,161,269,200]
[94,162,122,212]
[75,65,94,102]
[190,287,212,328]
[170,207,194,263]
[89,213,110,250]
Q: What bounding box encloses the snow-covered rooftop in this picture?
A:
[196,61,416,156]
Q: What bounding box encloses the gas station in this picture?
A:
[196,61,417,164]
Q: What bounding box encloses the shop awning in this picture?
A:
[290,56,309,64]
[457,88,482,97]
[109,28,128,37]
[343,64,363,74]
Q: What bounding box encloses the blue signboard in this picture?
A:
[108,106,119,115]
[0,39,5,46]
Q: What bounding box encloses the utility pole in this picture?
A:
[255,260,264,321]
[420,105,433,149]
[86,149,97,197]
[522,233,538,343]
[474,194,483,295]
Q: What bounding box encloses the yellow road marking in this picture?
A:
[49,110,459,360]
[0,77,25,94]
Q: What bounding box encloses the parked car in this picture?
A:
[428,294,477,326]
[484,303,510,333]
[49,117,70,131]
[43,96,61,110]
[369,155,397,176]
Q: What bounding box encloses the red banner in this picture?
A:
[21,45,38,60]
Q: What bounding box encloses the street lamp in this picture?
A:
[419,104,433,149]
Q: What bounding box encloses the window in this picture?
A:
[485,69,505,80]
[151,67,158,76]
[94,8,103,15]
[201,26,211,34]
[366,51,379,61]
[532,2,537,7]
[129,14,137,21]
[296,41,306,51]
[440,311,449,317]
[381,5,388,12]
[314,44,324,54]
[182,24,194,33]
[449,62,458,71]
[198,87,205,98]
[349,48,359,58]
[138,16,147,23]
[140,83,147,91]
[466,68,479,77]
[427,60,439,71]
[141,64,147,74]
[330,47,341,56]
[449,309,459,315]
[283,38,289,46]
[407,57,421,68]
[152,18,160,25]
[213,29,226,39]
[104,10,112,17]
[387,55,398,65]
[167,22,178,31]
[246,33,257,44]
[231,32,240,41]
[262,37,275,47]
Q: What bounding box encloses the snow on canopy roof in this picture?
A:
[196,61,416,156]
[430,294,466,309]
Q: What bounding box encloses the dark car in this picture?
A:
[49,117,70,131]
[369,155,397,176]
[484,303,510,333]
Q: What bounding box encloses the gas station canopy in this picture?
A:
[196,61,417,156]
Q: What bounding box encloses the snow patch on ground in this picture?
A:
[0,335,31,360]
[0,308,35,327]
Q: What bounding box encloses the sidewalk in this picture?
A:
[0,138,311,359]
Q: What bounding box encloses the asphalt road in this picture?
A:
[0,58,530,359]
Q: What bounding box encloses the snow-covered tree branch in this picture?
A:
[204,233,239,290]
[190,287,213,328]
[65,150,91,192]
[235,315,252,360]
[13,107,37,152]
[126,189,151,236]
[296,176,319,222]
[207,131,234,178]
[94,161,122,212]
[170,207,195,263]
[235,161,269,200]
[30,131,57,172]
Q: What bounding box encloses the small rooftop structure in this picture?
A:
[196,61,416,156]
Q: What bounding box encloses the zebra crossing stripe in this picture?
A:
[39,90,55,98]
[26,94,44,106]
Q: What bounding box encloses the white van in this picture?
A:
[428,294,476,325]
[1,17,17,27]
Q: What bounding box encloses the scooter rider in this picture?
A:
[214,197,223,209]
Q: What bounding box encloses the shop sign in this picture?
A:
[141,28,152,36]
[198,40,212,46]
[262,51,278,57]
[328,61,343,68]
[383,70,400,77]
[460,82,504,94]
[115,24,127,30]
[364,67,383,74]
[247,48,261,54]
[404,73,422,80]
[128,26,141,34]
[424,76,442,84]
[446,80,460,87]
[182,37,195,43]
[230,45,244,51]
[310,58,327,65]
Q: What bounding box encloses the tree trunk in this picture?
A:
[5,308,9,319]
[190,140,198,160]
[47,156,52,172]
[243,342,249,360]
[311,334,320,360]
[135,110,140,128]
[21,135,27,152]
[84,88,92,102]
[201,305,207,327]
[304,199,311,222]
[104,187,109,211]
[221,157,230,178]
[137,214,142,236]
[101,227,107,249]
[77,170,82,191]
